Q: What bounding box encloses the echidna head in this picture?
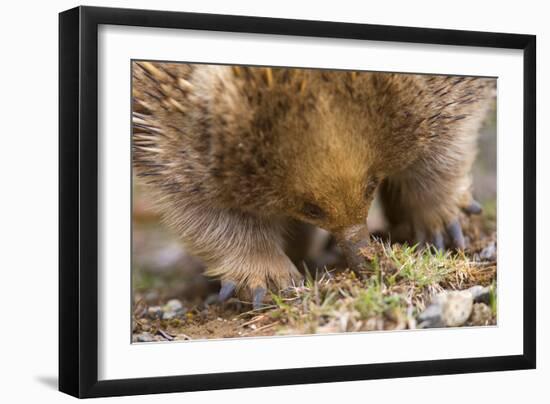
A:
[276,106,378,267]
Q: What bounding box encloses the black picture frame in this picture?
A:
[59,5,536,398]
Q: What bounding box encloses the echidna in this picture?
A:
[132,61,494,308]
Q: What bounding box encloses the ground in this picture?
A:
[132,209,497,342]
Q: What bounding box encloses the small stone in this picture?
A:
[147,306,162,319]
[176,333,191,340]
[468,285,491,304]
[164,299,183,312]
[134,332,154,342]
[162,311,176,320]
[480,242,497,261]
[417,303,444,328]
[418,290,475,328]
[470,303,493,326]
[161,299,185,320]
[441,291,473,327]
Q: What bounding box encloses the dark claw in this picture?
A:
[252,287,267,310]
[446,220,465,250]
[431,232,444,251]
[414,229,426,246]
[462,200,483,215]
[218,281,236,302]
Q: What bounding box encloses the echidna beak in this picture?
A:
[336,224,370,271]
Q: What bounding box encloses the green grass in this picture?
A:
[483,199,497,223]
[385,244,456,288]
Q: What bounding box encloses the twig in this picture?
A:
[240,315,266,328]
[157,329,174,341]
[243,322,278,335]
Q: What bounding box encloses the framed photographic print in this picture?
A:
[59,6,536,398]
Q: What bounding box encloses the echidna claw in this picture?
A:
[431,232,444,251]
[414,229,426,246]
[252,287,267,310]
[462,200,483,215]
[218,281,236,302]
[446,220,465,250]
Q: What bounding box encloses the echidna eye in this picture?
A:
[301,202,326,220]
[364,177,379,199]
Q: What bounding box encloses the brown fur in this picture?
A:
[132,61,495,296]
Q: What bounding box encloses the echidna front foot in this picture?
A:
[379,175,484,252]
[428,218,465,251]
[218,281,237,302]
[215,253,303,310]
[412,199,487,252]
[251,287,267,311]
[427,198,483,251]
[217,281,267,310]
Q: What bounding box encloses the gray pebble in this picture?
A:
[161,299,185,320]
[417,304,444,328]
[480,242,497,261]
[162,310,178,320]
[147,306,162,319]
[441,291,473,327]
[163,299,183,312]
[470,303,493,326]
[418,288,479,328]
[134,332,154,342]
[468,285,491,304]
